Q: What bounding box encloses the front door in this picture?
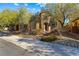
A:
[44,22,48,31]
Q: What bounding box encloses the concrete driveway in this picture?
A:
[0,34,79,56]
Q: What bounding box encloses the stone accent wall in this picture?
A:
[54,39,79,48]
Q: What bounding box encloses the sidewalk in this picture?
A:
[0,35,79,56]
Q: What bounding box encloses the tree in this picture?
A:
[46,3,79,29]
[16,7,32,32]
[0,9,17,30]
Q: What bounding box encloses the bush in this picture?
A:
[40,35,58,42]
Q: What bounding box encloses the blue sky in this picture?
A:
[0,3,46,14]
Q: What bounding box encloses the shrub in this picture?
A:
[40,35,58,42]
[36,29,43,35]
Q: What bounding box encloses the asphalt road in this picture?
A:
[0,39,26,56]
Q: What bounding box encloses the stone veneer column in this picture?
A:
[48,26,51,33]
[36,22,40,30]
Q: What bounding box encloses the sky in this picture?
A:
[0,3,47,14]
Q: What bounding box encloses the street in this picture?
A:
[0,39,25,56]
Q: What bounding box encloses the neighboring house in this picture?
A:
[65,18,79,34]
[9,10,56,34]
[71,19,79,33]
